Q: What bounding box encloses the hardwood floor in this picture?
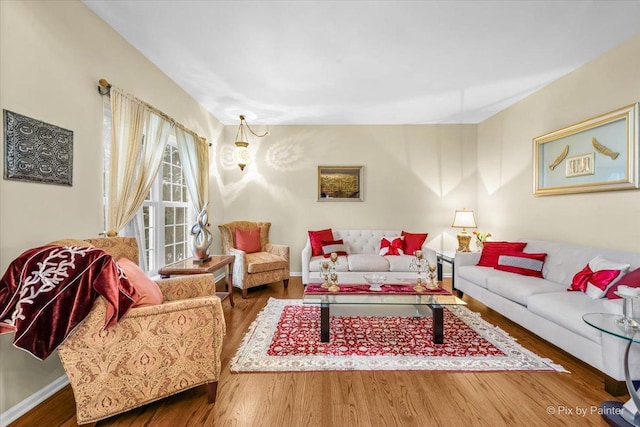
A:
[10,277,624,426]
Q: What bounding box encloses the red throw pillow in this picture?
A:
[568,256,630,299]
[117,257,163,307]
[401,231,428,256]
[379,236,404,256]
[309,228,334,257]
[236,227,261,253]
[321,239,348,258]
[495,252,547,278]
[607,267,640,299]
[477,241,527,267]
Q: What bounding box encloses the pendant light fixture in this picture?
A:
[232,115,270,171]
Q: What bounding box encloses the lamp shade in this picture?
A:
[232,142,251,171]
[451,209,477,229]
[232,115,269,171]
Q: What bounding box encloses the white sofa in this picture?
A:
[301,230,436,285]
[454,239,640,394]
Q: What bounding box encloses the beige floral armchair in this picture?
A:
[218,221,290,298]
[53,237,225,425]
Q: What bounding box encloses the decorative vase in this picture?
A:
[191,203,213,263]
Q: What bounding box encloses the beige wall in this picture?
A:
[477,33,640,250]
[0,1,223,413]
[217,124,478,269]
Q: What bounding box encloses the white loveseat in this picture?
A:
[454,239,640,394]
[302,230,436,285]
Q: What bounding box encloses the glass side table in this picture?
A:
[583,313,640,426]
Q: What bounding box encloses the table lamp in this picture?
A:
[452,208,477,252]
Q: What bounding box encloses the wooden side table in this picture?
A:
[159,255,236,307]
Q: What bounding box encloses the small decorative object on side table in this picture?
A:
[583,312,640,426]
[159,255,236,307]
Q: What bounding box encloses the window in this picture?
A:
[141,136,190,274]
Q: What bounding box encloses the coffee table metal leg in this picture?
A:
[321,302,330,342]
[432,304,444,344]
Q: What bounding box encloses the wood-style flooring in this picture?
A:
[10,277,625,426]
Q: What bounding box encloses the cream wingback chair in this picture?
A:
[218,221,290,298]
[53,237,225,425]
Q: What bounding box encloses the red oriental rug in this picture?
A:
[231,298,566,373]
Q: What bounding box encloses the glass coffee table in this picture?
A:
[303,283,466,344]
[583,313,640,426]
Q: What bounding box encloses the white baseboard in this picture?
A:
[0,375,69,427]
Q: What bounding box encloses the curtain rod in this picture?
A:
[97,78,210,145]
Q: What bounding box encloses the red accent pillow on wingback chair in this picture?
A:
[235,227,262,253]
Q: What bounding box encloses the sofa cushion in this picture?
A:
[246,252,288,273]
[387,255,415,272]
[457,265,512,289]
[495,252,546,278]
[527,291,605,343]
[477,242,527,267]
[348,254,390,272]
[486,275,565,306]
[309,255,349,272]
[401,231,428,256]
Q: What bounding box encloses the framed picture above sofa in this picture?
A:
[533,103,638,196]
[317,166,364,202]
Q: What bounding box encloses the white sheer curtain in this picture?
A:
[175,126,209,216]
[107,89,172,236]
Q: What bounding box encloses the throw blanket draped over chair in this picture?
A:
[0,245,138,360]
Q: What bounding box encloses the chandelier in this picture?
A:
[232,115,270,171]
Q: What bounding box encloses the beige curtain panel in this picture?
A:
[107,88,172,236]
[175,126,209,215]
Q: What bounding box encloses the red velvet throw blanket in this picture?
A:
[0,245,139,360]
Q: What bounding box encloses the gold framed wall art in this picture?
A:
[317,166,364,202]
[533,103,639,196]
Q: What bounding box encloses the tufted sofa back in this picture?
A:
[332,230,406,255]
[522,239,640,285]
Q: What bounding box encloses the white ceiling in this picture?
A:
[84,0,640,125]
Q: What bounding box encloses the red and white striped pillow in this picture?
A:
[321,239,348,258]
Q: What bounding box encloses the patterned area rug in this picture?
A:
[231,298,567,372]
